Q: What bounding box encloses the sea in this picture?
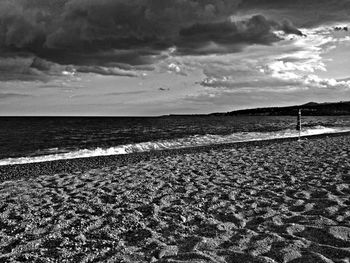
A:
[1,116,350,166]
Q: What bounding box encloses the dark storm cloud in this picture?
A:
[239,0,350,27]
[335,26,348,31]
[0,0,243,79]
[0,0,242,52]
[0,0,340,81]
[240,0,350,9]
[177,15,303,55]
[0,56,49,81]
[0,55,77,81]
[0,93,32,99]
[44,0,242,50]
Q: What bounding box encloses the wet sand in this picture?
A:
[0,134,350,262]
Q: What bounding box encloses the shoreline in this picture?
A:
[1,131,350,182]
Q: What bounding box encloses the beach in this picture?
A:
[0,134,350,262]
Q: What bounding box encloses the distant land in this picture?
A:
[210,101,350,116]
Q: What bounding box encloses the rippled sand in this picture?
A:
[0,135,350,262]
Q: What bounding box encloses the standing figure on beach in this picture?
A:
[296,109,302,140]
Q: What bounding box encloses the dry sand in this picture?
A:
[0,135,350,262]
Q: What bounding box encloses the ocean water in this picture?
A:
[1,116,350,165]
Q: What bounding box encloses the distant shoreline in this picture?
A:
[0,101,350,118]
[209,101,350,116]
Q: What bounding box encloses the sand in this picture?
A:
[0,135,350,262]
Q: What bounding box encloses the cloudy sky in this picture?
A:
[0,0,349,115]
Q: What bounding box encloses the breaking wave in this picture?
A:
[1,125,349,166]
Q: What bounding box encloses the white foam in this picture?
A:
[1,126,349,166]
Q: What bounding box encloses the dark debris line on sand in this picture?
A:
[0,133,349,262]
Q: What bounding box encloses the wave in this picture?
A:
[1,126,349,166]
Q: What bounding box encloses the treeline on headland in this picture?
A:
[210,101,350,116]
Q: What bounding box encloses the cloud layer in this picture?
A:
[240,0,350,27]
[1,0,350,117]
[195,24,350,96]
[1,0,242,53]
[0,0,308,80]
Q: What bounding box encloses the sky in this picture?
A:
[0,0,349,116]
